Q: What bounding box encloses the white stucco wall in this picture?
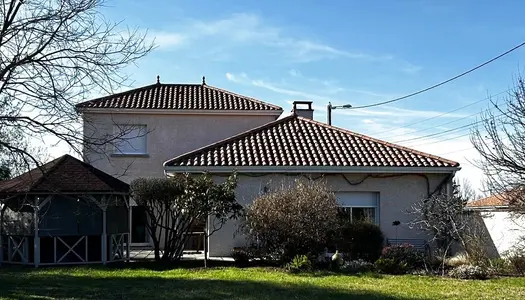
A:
[478,210,525,256]
[82,112,279,183]
[207,172,450,257]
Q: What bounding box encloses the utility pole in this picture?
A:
[327,102,352,125]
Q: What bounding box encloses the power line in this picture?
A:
[399,114,504,147]
[437,146,477,156]
[408,131,473,148]
[393,117,486,144]
[389,106,506,143]
[372,90,509,137]
[350,41,525,109]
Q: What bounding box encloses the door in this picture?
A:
[131,206,149,246]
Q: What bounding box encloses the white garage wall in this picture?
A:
[480,211,525,256]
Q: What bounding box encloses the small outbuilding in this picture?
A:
[0,155,131,267]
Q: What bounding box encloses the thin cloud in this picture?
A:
[289,69,302,77]
[156,13,393,63]
[149,31,186,49]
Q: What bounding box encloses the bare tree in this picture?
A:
[471,76,525,215]
[408,179,487,270]
[0,0,152,173]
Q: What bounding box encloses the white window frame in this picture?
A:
[112,124,148,156]
[336,192,380,224]
[339,206,379,224]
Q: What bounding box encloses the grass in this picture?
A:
[1,264,525,299]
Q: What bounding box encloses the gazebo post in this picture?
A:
[126,195,131,262]
[101,196,107,265]
[0,203,4,266]
[34,196,40,268]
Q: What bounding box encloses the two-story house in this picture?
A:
[77,78,460,256]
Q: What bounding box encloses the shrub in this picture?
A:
[488,258,512,276]
[336,221,384,262]
[449,264,490,280]
[375,258,408,275]
[382,244,423,269]
[286,255,313,273]
[231,247,251,266]
[341,259,375,274]
[445,253,470,268]
[375,244,423,274]
[242,179,339,262]
[507,252,525,276]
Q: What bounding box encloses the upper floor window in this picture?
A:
[113,125,147,155]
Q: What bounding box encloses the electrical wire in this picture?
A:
[381,106,502,141]
[394,119,480,144]
[372,90,509,137]
[349,41,525,109]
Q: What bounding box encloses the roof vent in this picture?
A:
[292,101,314,119]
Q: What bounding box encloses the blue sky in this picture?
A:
[66,0,525,192]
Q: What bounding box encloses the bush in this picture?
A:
[507,252,525,276]
[231,247,251,266]
[375,258,408,274]
[445,253,470,268]
[341,259,375,274]
[375,244,423,274]
[242,179,339,262]
[488,258,512,276]
[286,255,313,273]
[382,244,423,269]
[449,264,490,280]
[336,222,384,262]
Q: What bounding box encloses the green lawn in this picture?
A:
[0,266,524,300]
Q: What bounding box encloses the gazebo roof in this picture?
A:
[0,155,129,196]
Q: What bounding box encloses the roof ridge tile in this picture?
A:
[75,83,283,111]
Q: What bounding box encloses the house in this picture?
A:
[77,78,460,257]
[466,194,525,257]
[76,79,282,247]
[0,155,131,267]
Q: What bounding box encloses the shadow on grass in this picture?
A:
[0,267,428,300]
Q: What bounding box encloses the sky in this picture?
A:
[50,0,525,194]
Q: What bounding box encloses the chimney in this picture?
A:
[292,101,314,119]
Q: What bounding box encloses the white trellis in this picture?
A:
[6,235,29,264]
[109,233,129,262]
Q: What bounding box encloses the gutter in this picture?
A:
[77,108,283,117]
[164,165,460,174]
[464,205,509,211]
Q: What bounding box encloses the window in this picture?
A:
[336,192,379,224]
[113,125,147,155]
[339,207,376,223]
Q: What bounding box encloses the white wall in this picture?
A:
[207,172,449,257]
[82,112,279,183]
[479,210,525,256]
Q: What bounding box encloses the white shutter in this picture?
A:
[336,192,378,207]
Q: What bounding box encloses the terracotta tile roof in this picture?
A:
[466,194,508,208]
[76,83,282,111]
[164,115,460,169]
[0,155,129,195]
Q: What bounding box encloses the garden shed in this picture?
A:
[0,155,131,267]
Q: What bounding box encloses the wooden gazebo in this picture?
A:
[0,155,131,267]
